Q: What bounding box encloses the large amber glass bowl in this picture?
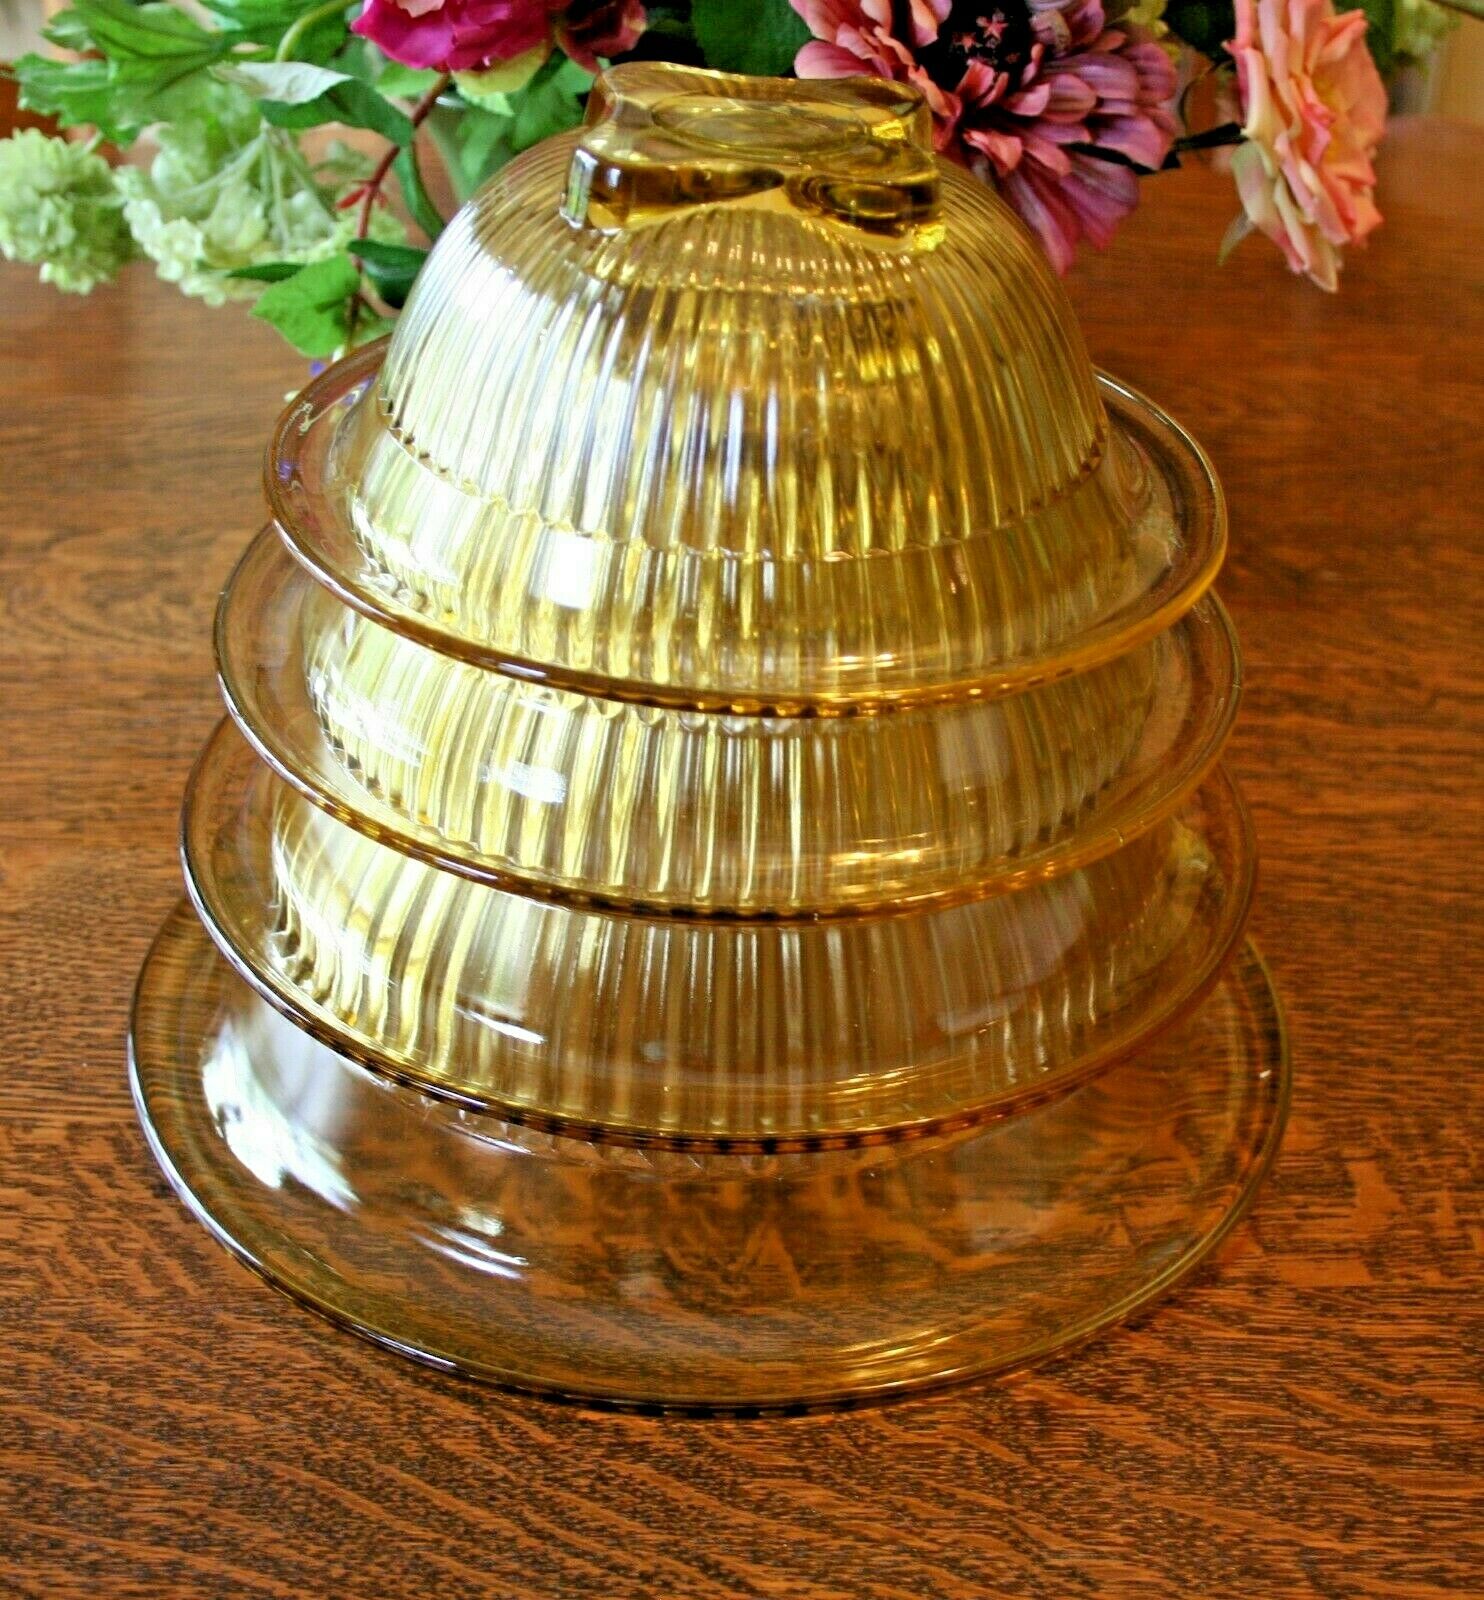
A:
[183,720,1256,1148]
[131,61,1287,1408]
[133,905,1287,1411]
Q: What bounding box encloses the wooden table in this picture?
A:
[2,117,1479,1598]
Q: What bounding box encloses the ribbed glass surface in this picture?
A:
[182,722,1254,1148]
[267,69,1223,712]
[133,64,1284,1404]
[221,529,1239,916]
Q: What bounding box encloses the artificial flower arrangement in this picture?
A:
[0,0,1462,355]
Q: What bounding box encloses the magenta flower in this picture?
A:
[353,0,645,75]
[792,0,1179,272]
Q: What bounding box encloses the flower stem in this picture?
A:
[275,0,351,63]
[1175,122,1244,152]
[354,73,450,243]
[347,73,451,341]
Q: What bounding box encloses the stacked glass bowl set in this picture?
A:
[130,64,1289,1411]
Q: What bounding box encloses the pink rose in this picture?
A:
[353,0,644,75]
[1228,0,1387,291]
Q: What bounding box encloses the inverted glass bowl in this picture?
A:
[263,65,1223,715]
[132,63,1286,1406]
[224,528,1240,918]
[183,719,1255,1149]
[270,344,1224,713]
[133,903,1288,1410]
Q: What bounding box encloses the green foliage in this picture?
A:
[0,0,1446,346]
[201,0,349,58]
[511,56,592,149]
[378,63,446,99]
[393,145,445,243]
[224,61,415,144]
[0,129,136,292]
[14,0,235,141]
[9,57,120,138]
[691,0,810,76]
[1354,0,1396,73]
[441,54,592,197]
[1162,0,1236,59]
[1394,0,1458,63]
[68,0,226,73]
[225,259,303,280]
[354,237,429,307]
[114,77,381,305]
[250,250,360,354]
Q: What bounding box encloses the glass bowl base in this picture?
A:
[130,902,1289,1413]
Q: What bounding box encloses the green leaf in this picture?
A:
[378,62,445,98]
[354,237,428,307]
[453,42,550,107]
[259,77,414,144]
[353,238,427,269]
[692,0,810,75]
[447,103,516,193]
[1162,0,1236,59]
[439,55,589,194]
[393,144,445,242]
[226,260,304,281]
[199,0,348,56]
[1354,0,1396,73]
[26,0,234,136]
[508,54,591,154]
[64,0,226,71]
[251,252,360,356]
[223,61,417,144]
[223,60,349,104]
[634,3,696,43]
[451,76,513,115]
[39,9,94,51]
[11,55,121,136]
[198,0,303,26]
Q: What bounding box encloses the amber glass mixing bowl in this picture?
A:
[131,62,1287,1409]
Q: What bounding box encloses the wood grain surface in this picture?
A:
[1,117,1480,1599]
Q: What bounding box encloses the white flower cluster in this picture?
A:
[0,129,135,293]
[0,80,409,309]
[115,81,354,306]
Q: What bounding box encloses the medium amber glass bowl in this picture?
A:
[222,528,1240,918]
[182,719,1256,1149]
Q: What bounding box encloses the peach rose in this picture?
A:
[1228,0,1387,291]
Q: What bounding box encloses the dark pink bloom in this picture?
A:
[353,0,644,75]
[559,0,646,67]
[793,0,1179,272]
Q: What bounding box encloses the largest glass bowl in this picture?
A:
[131,62,1287,1410]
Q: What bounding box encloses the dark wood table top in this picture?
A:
[2,116,1479,1599]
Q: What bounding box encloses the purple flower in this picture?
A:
[793,0,1179,272]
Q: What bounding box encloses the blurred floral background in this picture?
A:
[0,0,1478,356]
